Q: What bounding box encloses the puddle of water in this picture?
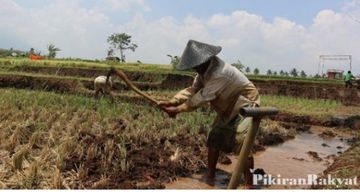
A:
[166,126,352,189]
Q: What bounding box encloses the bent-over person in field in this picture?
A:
[158,40,260,188]
[94,75,114,102]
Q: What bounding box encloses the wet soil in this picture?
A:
[10,65,195,89]
[252,79,360,106]
[269,113,360,130]
[313,140,360,189]
[0,74,80,93]
[63,131,208,189]
[61,125,294,189]
[166,126,352,189]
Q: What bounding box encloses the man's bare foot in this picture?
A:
[201,174,215,186]
[206,176,215,186]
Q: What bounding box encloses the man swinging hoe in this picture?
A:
[157,39,261,188]
[107,39,264,188]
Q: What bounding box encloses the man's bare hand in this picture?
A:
[163,106,180,118]
[157,101,173,107]
[157,100,180,108]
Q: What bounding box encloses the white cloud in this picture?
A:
[1,0,360,75]
[208,14,232,27]
[101,0,151,12]
[0,0,115,59]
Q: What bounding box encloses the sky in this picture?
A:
[1,0,360,76]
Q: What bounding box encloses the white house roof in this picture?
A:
[326,69,344,73]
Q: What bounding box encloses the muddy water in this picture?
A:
[166,126,352,189]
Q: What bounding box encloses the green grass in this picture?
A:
[261,95,358,117]
[0,58,195,75]
[151,90,359,117]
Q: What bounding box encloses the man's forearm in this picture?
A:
[177,102,197,112]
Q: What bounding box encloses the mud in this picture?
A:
[0,74,80,93]
[318,130,337,138]
[63,131,208,189]
[269,112,360,129]
[218,154,232,165]
[252,79,360,106]
[166,126,352,189]
[11,65,194,89]
[60,121,300,189]
[313,140,360,189]
[307,151,323,161]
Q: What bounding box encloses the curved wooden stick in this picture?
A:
[106,67,158,104]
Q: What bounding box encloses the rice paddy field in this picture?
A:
[0,58,359,189]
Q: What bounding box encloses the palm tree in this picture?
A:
[267,69,272,75]
[290,68,298,77]
[245,67,251,74]
[300,70,307,78]
[254,68,260,75]
[47,43,61,59]
[279,70,284,76]
[231,60,245,72]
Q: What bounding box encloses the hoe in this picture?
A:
[106,66,279,189]
[106,66,159,104]
[228,107,278,189]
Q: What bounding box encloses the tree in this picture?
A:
[245,67,250,74]
[266,69,272,75]
[29,48,35,55]
[35,51,42,56]
[107,33,138,63]
[107,47,114,57]
[346,1,360,23]
[47,43,61,58]
[290,68,298,77]
[253,68,260,75]
[231,60,245,72]
[314,74,321,78]
[279,70,284,76]
[300,70,307,78]
[273,71,278,76]
[284,72,289,76]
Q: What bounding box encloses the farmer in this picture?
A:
[158,39,260,188]
[344,70,355,89]
[94,75,114,102]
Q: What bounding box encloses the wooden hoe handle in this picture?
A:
[107,67,158,104]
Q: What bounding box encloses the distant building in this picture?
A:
[106,56,120,62]
[326,69,343,79]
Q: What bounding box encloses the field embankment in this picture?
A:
[1,64,359,106]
